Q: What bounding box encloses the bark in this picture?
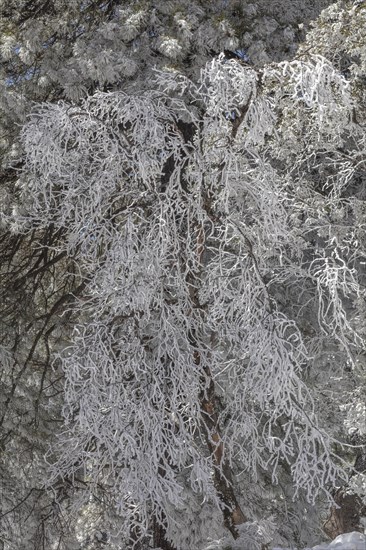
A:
[323,448,366,540]
[189,224,248,539]
[151,460,177,549]
[174,116,247,540]
[323,487,366,539]
[152,516,176,550]
[195,350,248,539]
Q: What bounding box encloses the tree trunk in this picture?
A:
[179,119,247,539]
[153,516,176,550]
[323,487,366,539]
[195,350,248,538]
[188,221,247,538]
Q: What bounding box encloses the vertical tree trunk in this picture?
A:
[195,350,248,538]
[188,220,248,538]
[153,516,176,550]
[323,488,366,539]
[177,118,247,540]
[151,460,177,550]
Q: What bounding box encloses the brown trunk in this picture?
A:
[176,112,247,537]
[186,216,247,539]
[153,516,176,550]
[194,350,248,538]
[323,487,366,539]
[151,461,177,550]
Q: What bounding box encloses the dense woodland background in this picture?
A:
[0,1,366,549]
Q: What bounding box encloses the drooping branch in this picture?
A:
[186,214,247,538]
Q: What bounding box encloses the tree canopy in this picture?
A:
[1,2,365,549]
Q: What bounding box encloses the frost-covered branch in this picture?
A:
[10,51,366,550]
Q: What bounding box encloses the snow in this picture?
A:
[272,531,366,550]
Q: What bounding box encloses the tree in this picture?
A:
[1,2,365,549]
[8,49,365,549]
